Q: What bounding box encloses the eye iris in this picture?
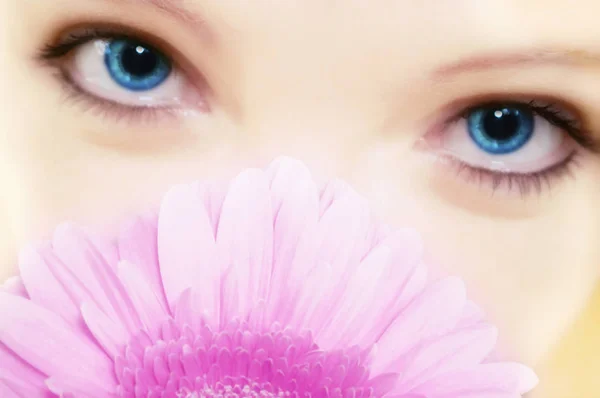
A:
[105,39,171,91]
[467,105,534,154]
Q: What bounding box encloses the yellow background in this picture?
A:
[538,288,600,397]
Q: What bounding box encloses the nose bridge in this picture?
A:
[240,48,351,118]
[238,50,369,148]
[220,7,391,174]
[245,114,367,181]
[236,65,381,180]
[237,46,380,150]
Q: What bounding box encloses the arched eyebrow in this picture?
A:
[434,49,600,79]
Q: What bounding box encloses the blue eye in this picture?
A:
[104,39,171,92]
[467,105,534,154]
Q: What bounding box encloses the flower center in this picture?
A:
[177,383,286,398]
[114,319,386,398]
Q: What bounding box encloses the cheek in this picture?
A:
[350,148,599,364]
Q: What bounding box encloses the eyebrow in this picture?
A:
[140,0,198,21]
[434,49,600,78]
[103,0,208,33]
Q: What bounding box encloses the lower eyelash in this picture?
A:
[48,63,179,124]
[443,151,581,197]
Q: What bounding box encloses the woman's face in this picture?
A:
[1,0,599,369]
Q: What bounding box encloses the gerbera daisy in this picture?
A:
[0,158,537,397]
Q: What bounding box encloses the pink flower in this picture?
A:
[0,158,537,397]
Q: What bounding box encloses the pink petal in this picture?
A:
[286,261,335,331]
[158,182,221,325]
[0,382,20,398]
[371,277,467,374]
[318,229,424,349]
[485,363,539,394]
[84,229,120,271]
[117,261,169,333]
[46,375,118,398]
[0,293,116,394]
[456,301,487,329]
[395,324,499,392]
[434,393,518,398]
[0,276,28,298]
[263,158,320,324]
[117,214,169,311]
[43,225,143,336]
[316,241,395,348]
[313,189,373,271]
[409,362,538,397]
[0,343,50,397]
[80,301,129,358]
[51,225,141,330]
[293,193,373,338]
[216,169,274,323]
[200,179,229,237]
[174,288,205,332]
[318,179,356,217]
[18,245,81,327]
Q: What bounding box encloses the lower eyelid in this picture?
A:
[437,150,581,197]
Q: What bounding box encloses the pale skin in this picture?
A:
[1,0,599,395]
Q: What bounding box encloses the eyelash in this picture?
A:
[39,28,177,122]
[445,151,581,197]
[40,28,115,58]
[56,67,167,123]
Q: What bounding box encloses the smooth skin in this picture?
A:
[1,1,599,396]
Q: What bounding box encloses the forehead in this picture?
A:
[41,0,600,48]
[117,0,600,51]
[179,0,597,22]
[108,0,599,25]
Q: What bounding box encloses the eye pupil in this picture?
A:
[468,105,534,154]
[120,44,159,78]
[483,108,522,142]
[105,39,171,91]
